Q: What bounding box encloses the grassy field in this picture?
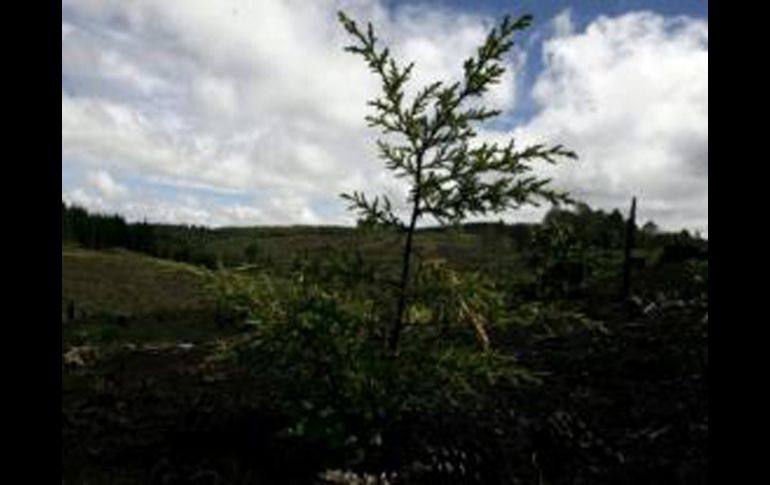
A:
[159,225,535,288]
[61,226,534,347]
[62,246,222,345]
[61,226,707,484]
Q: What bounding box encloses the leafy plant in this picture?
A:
[408,258,505,351]
[205,267,284,327]
[230,262,534,475]
[506,301,607,340]
[338,11,577,351]
[529,221,590,298]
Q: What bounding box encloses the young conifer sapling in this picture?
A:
[338,11,577,352]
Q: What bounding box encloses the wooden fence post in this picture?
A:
[621,196,637,300]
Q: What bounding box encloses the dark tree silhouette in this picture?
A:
[338,11,577,352]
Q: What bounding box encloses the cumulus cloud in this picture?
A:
[62,185,321,227]
[62,0,523,226]
[62,1,706,234]
[86,170,129,199]
[505,11,708,234]
[552,8,575,38]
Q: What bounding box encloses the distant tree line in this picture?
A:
[62,202,220,268]
[62,200,706,271]
[540,203,628,249]
[535,202,706,253]
[424,202,689,253]
[62,202,153,251]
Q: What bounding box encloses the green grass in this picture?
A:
[61,227,538,348]
[62,246,213,316]
[61,227,707,483]
[185,225,525,275]
[62,247,222,345]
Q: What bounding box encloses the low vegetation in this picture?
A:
[62,9,707,485]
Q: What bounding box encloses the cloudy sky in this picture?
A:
[62,0,708,234]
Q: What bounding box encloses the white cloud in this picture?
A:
[62,0,524,226]
[61,185,322,228]
[64,188,106,213]
[62,2,706,234]
[552,8,575,37]
[62,22,75,38]
[505,11,708,233]
[86,170,129,199]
